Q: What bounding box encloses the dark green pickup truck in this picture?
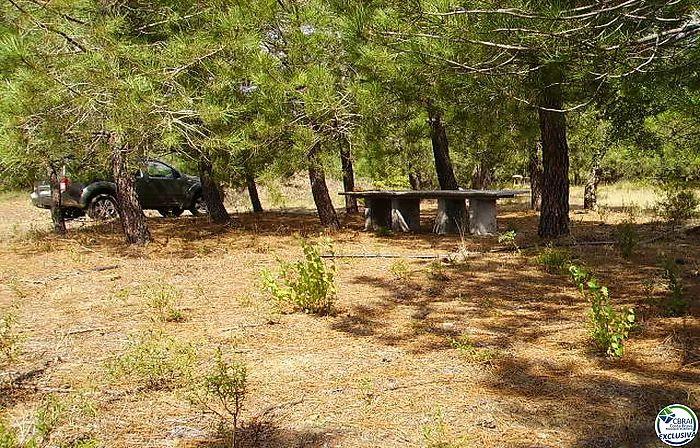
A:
[30,159,208,220]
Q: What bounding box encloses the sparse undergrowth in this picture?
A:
[143,281,186,322]
[261,239,336,315]
[569,265,635,357]
[658,256,688,316]
[0,312,21,368]
[536,245,571,274]
[656,183,699,222]
[107,330,196,390]
[450,333,497,365]
[190,348,248,448]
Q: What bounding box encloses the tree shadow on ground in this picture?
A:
[177,419,341,448]
[488,351,700,448]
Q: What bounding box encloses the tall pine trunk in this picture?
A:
[583,151,602,211]
[537,66,570,238]
[245,171,263,213]
[48,166,66,235]
[339,138,358,214]
[198,156,229,224]
[529,141,543,211]
[111,145,151,245]
[409,171,422,190]
[427,105,458,190]
[308,143,340,230]
[470,163,493,189]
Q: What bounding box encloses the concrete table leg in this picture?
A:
[469,197,497,236]
[433,198,468,235]
[391,198,420,232]
[364,197,392,231]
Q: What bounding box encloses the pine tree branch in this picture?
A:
[381,31,533,51]
[7,0,87,52]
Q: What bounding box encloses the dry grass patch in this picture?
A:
[0,188,698,448]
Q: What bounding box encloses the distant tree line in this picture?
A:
[0,0,698,243]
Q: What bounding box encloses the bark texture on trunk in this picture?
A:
[49,168,66,235]
[245,172,263,213]
[308,143,340,231]
[470,163,494,190]
[198,157,229,224]
[409,171,422,190]
[537,66,570,238]
[112,146,151,245]
[529,142,543,211]
[339,139,358,214]
[583,152,601,211]
[427,106,458,190]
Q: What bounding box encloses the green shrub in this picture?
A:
[536,246,571,274]
[390,259,411,280]
[659,256,687,316]
[261,239,336,315]
[143,282,186,322]
[0,313,21,367]
[449,333,496,365]
[0,420,19,448]
[427,260,449,281]
[192,348,247,448]
[615,220,638,258]
[656,184,699,222]
[497,229,520,254]
[107,330,196,390]
[422,410,465,448]
[569,266,635,357]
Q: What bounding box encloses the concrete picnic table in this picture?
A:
[339,189,528,236]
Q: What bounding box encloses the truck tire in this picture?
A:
[88,194,119,221]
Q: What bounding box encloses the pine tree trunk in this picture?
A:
[339,139,358,214]
[537,66,570,238]
[583,152,601,211]
[245,172,263,213]
[427,105,458,190]
[409,171,422,190]
[198,157,229,224]
[48,167,66,235]
[529,142,543,211]
[111,145,151,245]
[471,163,493,189]
[308,143,340,230]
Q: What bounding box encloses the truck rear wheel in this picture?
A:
[88,194,119,221]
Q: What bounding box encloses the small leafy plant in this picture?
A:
[144,282,186,322]
[192,348,247,448]
[536,245,571,274]
[0,313,21,368]
[450,333,496,365]
[659,256,687,316]
[107,330,196,390]
[422,409,465,448]
[390,259,411,280]
[569,265,635,357]
[615,220,638,258]
[497,229,520,254]
[261,239,336,315]
[656,183,699,222]
[427,260,449,281]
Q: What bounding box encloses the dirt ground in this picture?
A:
[0,187,699,448]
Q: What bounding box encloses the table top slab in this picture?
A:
[339,189,529,199]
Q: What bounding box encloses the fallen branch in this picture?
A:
[321,253,449,259]
[19,265,119,284]
[66,327,104,336]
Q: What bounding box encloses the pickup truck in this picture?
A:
[31,159,207,220]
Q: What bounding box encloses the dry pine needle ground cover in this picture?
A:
[0,188,699,448]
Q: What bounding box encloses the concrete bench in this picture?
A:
[339,189,527,236]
